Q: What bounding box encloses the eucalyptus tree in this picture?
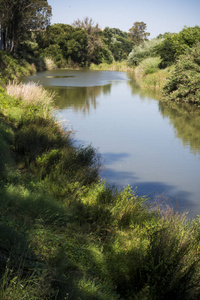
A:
[0,0,52,52]
[128,21,150,45]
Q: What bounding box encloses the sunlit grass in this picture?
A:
[6,82,55,118]
[134,57,173,91]
[90,61,133,72]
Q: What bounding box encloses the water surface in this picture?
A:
[25,69,200,218]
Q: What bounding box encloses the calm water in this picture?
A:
[25,69,200,218]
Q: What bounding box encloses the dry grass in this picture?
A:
[44,57,56,70]
[6,82,55,118]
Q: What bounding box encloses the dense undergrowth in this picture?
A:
[1,82,200,299]
[0,51,57,86]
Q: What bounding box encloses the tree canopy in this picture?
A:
[156,26,200,67]
[103,27,134,61]
[128,21,150,45]
[0,0,52,52]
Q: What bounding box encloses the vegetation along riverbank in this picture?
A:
[1,81,200,299]
[1,0,200,298]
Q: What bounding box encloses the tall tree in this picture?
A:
[72,17,106,64]
[128,21,150,45]
[0,0,52,52]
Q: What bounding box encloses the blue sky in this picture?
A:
[48,0,200,38]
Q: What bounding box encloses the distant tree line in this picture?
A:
[0,2,152,68]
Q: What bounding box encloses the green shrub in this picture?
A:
[163,43,200,103]
[0,51,36,83]
[128,38,162,66]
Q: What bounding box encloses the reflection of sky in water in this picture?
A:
[25,70,200,219]
[25,69,128,87]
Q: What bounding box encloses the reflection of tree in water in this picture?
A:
[52,84,111,114]
[127,73,200,155]
[159,101,200,155]
[127,72,162,100]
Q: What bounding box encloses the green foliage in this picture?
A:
[0,0,52,52]
[0,51,36,84]
[156,26,200,67]
[163,43,200,103]
[128,21,150,45]
[127,38,162,66]
[135,57,161,77]
[103,27,134,61]
[1,82,200,299]
[38,23,88,67]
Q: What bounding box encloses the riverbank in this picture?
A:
[90,59,169,96]
[0,51,57,85]
[1,82,200,299]
[90,60,133,72]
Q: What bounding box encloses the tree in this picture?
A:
[156,26,200,68]
[72,17,111,65]
[0,0,52,52]
[72,17,100,36]
[128,21,150,45]
[103,27,134,61]
[39,24,89,67]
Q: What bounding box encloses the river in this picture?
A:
[24,69,200,219]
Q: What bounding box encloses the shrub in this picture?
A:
[163,43,200,103]
[127,39,162,66]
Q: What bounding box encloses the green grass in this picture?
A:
[134,57,173,91]
[90,61,133,72]
[1,83,200,299]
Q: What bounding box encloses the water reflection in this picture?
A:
[159,101,200,155]
[127,72,162,100]
[24,69,200,218]
[52,84,111,114]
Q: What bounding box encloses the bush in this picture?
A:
[163,43,200,103]
[127,39,162,66]
[0,51,36,83]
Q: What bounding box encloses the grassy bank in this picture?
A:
[133,57,171,92]
[1,82,200,299]
[90,59,169,97]
[90,61,133,72]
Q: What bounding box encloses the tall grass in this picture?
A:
[134,57,171,91]
[6,82,55,118]
[90,61,133,72]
